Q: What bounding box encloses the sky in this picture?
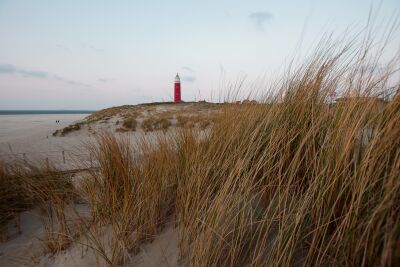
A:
[0,0,399,110]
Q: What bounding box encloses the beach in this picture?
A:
[0,114,88,143]
[0,114,90,164]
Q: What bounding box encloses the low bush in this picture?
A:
[141,117,155,132]
[142,117,172,132]
[153,118,172,131]
[177,114,213,129]
[122,116,137,131]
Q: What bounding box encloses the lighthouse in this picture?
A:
[174,73,181,103]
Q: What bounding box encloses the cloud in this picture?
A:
[89,45,104,52]
[248,11,274,31]
[98,78,115,83]
[56,44,70,52]
[0,64,14,73]
[66,80,90,87]
[80,42,105,53]
[0,64,90,87]
[0,64,48,78]
[179,67,196,82]
[181,75,196,82]
[182,66,194,72]
[53,75,91,87]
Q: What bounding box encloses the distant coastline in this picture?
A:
[0,110,96,115]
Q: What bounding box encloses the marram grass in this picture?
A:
[1,32,399,266]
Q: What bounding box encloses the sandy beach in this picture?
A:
[0,114,87,144]
[0,114,91,165]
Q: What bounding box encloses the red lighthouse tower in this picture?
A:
[174,73,181,103]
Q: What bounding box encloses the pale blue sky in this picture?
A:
[0,0,398,109]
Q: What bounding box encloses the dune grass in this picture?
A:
[170,33,400,266]
[1,29,399,266]
[75,36,399,265]
[178,96,399,266]
[0,161,77,252]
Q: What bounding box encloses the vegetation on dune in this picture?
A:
[0,161,77,251]
[86,105,136,122]
[75,133,180,264]
[53,122,83,136]
[171,35,400,266]
[142,117,172,132]
[122,116,137,131]
[0,162,29,239]
[61,123,82,135]
[176,114,214,129]
[138,112,215,133]
[87,102,220,125]
[155,117,172,131]
[1,29,400,266]
[179,98,399,266]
